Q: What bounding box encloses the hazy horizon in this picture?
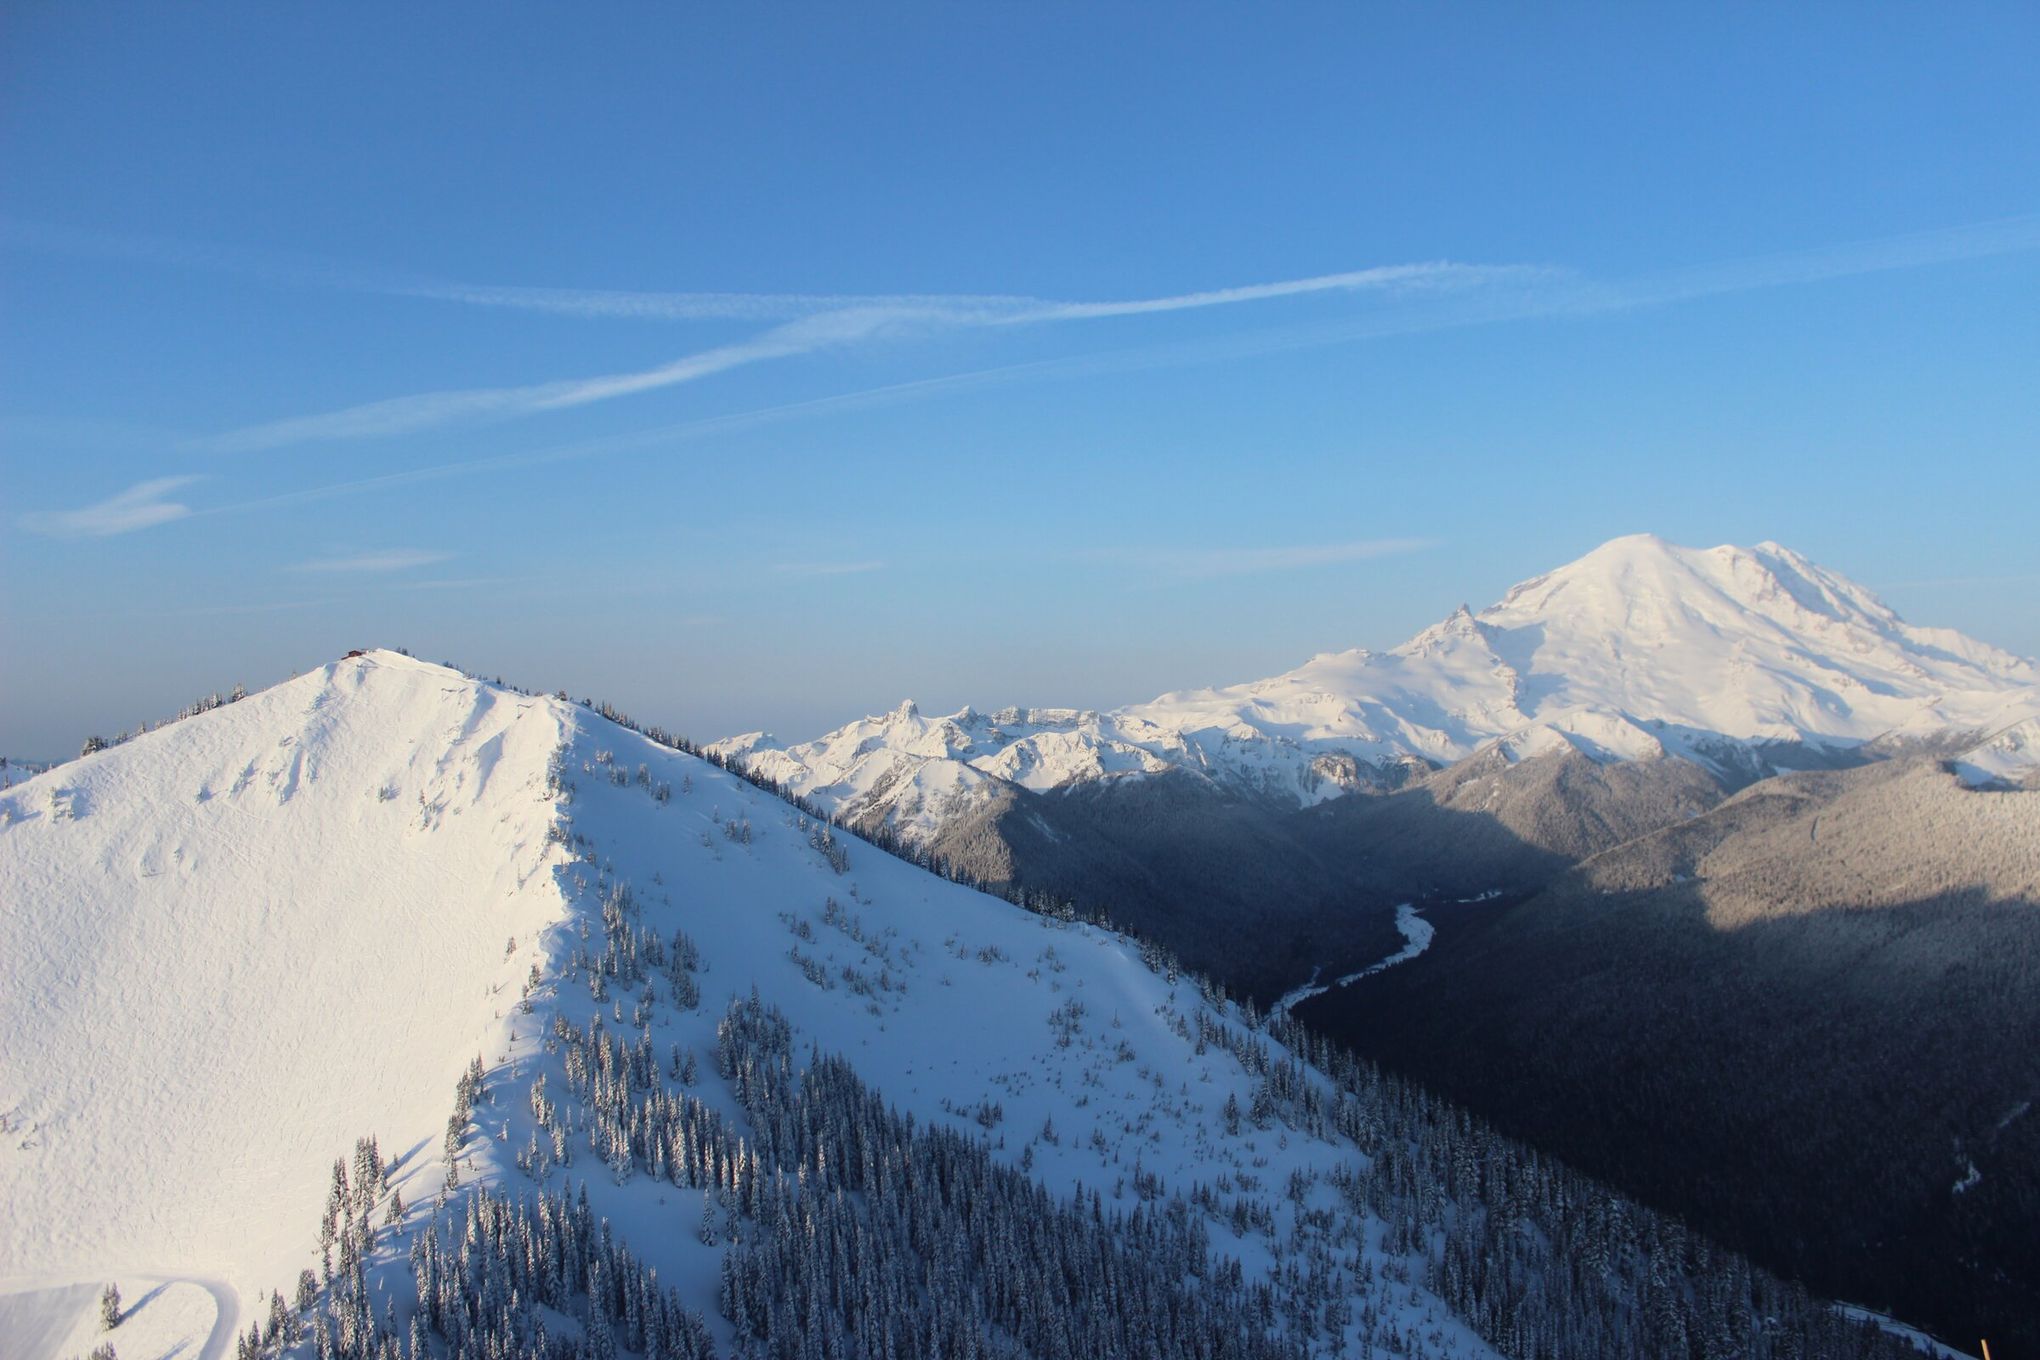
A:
[4,529,2034,764]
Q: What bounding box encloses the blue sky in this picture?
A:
[4,4,2038,756]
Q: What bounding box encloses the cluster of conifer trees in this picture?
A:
[279,978,1928,1360]
[1261,1013,1913,1360]
[75,683,248,758]
[712,993,1302,1360]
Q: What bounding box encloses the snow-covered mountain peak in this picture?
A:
[2,651,1556,1360]
[1478,534,2026,679]
[1,651,575,1317]
[1464,536,2033,733]
[1388,603,1490,661]
[720,537,2040,833]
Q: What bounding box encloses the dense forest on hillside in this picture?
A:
[892,748,1727,1003]
[282,994,1936,1360]
[1305,760,2040,1352]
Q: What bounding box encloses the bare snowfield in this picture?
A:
[1,655,571,1357]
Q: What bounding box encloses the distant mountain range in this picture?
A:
[716,534,2039,848]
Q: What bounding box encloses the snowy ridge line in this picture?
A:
[27,643,1218,1032]
[714,534,2040,844]
[428,662,2002,1360]
[1,651,582,1356]
[266,686,1941,1358]
[58,680,254,765]
[458,662,1210,984]
[213,679,1483,1359]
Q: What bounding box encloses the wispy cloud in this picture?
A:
[771,560,887,578]
[0,215,1039,324]
[194,306,977,455]
[185,214,2040,459]
[423,262,1532,326]
[197,329,802,453]
[1092,537,1438,580]
[1553,214,2040,314]
[4,216,1519,326]
[402,282,1037,323]
[1005,263,1527,323]
[193,263,1518,455]
[27,216,2040,535]
[289,548,453,573]
[19,476,202,537]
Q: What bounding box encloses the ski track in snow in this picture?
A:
[0,1270,238,1360]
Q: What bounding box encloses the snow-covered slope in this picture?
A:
[1,652,1507,1359]
[0,654,571,1341]
[1953,711,2040,788]
[719,535,2039,836]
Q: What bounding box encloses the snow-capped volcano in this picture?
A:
[718,535,2039,834]
[1160,533,2035,771]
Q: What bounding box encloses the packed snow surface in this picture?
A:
[0,654,570,1348]
[718,535,2040,831]
[1,652,1505,1359]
